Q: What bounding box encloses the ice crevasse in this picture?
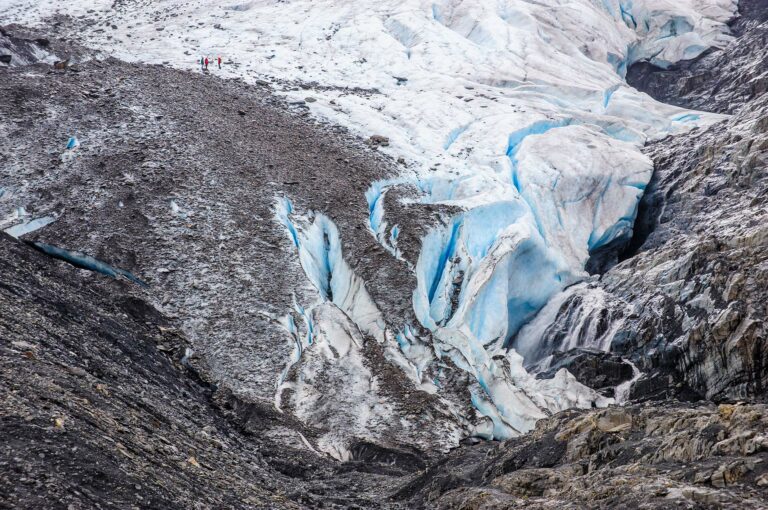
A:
[4,0,738,439]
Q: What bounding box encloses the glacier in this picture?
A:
[3,0,738,441]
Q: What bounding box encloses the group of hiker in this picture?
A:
[200,56,222,71]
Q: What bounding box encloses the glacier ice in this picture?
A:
[7,0,739,441]
[275,197,386,343]
[365,180,404,259]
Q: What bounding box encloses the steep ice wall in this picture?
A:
[3,0,738,440]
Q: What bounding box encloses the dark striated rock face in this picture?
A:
[0,233,412,508]
[0,233,297,508]
[624,97,768,400]
[536,349,634,394]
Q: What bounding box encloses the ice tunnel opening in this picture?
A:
[618,165,664,261]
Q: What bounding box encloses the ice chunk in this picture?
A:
[4,215,55,238]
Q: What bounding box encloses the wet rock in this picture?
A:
[536,348,633,391]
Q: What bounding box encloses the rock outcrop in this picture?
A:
[536,349,634,396]
[400,402,768,508]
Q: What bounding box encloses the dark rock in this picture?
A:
[0,234,325,508]
[403,402,768,508]
[367,134,390,147]
[536,348,633,391]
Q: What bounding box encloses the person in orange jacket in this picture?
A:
[217,56,222,69]
[204,57,209,70]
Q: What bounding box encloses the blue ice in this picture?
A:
[603,84,620,108]
[28,241,148,287]
[276,199,358,310]
[507,119,573,238]
[620,2,637,29]
[444,125,469,150]
[672,113,701,123]
[276,197,300,247]
[463,232,562,346]
[414,200,560,345]
[365,181,388,236]
[364,179,407,257]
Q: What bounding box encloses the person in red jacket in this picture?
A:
[204,57,209,70]
[217,56,222,69]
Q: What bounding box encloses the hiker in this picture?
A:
[204,57,209,70]
[200,56,204,71]
[217,56,222,69]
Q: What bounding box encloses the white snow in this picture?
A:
[2,0,738,440]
